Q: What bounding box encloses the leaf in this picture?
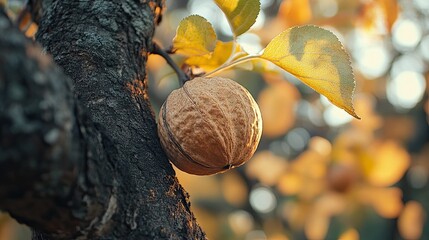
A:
[261,25,360,119]
[172,15,217,56]
[186,41,243,71]
[214,0,260,37]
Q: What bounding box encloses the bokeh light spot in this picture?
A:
[237,33,263,54]
[339,228,360,240]
[250,186,277,213]
[245,230,267,240]
[414,0,429,12]
[323,105,353,127]
[356,44,391,79]
[420,35,429,61]
[387,71,426,109]
[228,210,255,235]
[285,128,310,152]
[318,0,338,18]
[391,53,426,77]
[398,201,425,240]
[392,18,422,51]
[407,165,428,189]
[308,137,332,157]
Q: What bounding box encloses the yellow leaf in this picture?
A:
[172,15,217,56]
[214,0,260,37]
[186,41,241,71]
[261,25,360,119]
[250,58,280,74]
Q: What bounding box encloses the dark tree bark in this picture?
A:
[0,1,205,239]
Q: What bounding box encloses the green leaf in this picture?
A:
[261,25,360,119]
[172,15,217,56]
[214,0,260,37]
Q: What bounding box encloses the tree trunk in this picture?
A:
[0,1,206,239]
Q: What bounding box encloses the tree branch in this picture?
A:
[0,7,84,235]
[151,43,190,86]
[1,1,205,239]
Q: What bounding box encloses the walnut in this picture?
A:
[157,77,262,175]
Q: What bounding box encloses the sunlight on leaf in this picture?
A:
[261,25,360,119]
[250,58,280,74]
[186,41,243,71]
[214,0,260,37]
[172,15,217,56]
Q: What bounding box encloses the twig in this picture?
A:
[151,43,189,86]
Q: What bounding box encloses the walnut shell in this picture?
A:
[157,77,262,175]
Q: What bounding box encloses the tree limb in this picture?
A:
[0,1,205,239]
[0,7,83,235]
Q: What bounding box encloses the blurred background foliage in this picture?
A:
[2,0,429,239]
[148,0,429,239]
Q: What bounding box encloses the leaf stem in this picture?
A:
[151,43,189,86]
[205,54,260,77]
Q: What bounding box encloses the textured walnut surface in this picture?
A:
[158,77,262,175]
